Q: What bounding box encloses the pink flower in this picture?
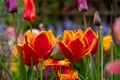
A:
[105,60,120,74]
[6,27,15,38]
[113,17,120,45]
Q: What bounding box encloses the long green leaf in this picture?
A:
[27,58,34,80]
[0,61,13,80]
[19,52,27,80]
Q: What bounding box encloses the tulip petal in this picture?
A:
[24,0,36,22]
[84,28,97,46]
[47,30,56,46]
[60,69,80,80]
[62,30,75,45]
[25,32,36,47]
[74,40,96,62]
[68,38,85,62]
[22,44,39,65]
[105,60,120,74]
[59,42,73,60]
[91,40,98,55]
[34,32,51,59]
[43,59,70,67]
[43,47,54,59]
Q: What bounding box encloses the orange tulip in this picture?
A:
[59,28,98,62]
[60,69,80,80]
[43,59,80,80]
[23,0,37,22]
[43,59,71,80]
[19,30,58,65]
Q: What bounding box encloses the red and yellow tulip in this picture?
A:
[19,30,58,65]
[60,69,81,80]
[23,0,37,22]
[59,28,98,62]
[43,59,71,80]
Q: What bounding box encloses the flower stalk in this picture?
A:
[40,60,43,80]
[83,14,87,29]
[13,13,18,47]
[99,26,104,80]
[30,22,32,32]
[110,40,114,80]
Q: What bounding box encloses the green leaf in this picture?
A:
[115,44,120,58]
[0,61,13,80]
[19,52,27,80]
[90,55,98,80]
[27,58,34,80]
[27,66,34,80]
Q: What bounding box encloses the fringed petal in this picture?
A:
[22,44,39,65]
[34,32,52,59]
[59,42,73,61]
[84,28,97,46]
[68,37,85,62]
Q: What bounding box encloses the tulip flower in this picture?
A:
[59,28,98,62]
[6,0,18,13]
[43,59,80,80]
[43,59,71,80]
[19,30,58,65]
[60,70,80,80]
[23,0,37,22]
[19,32,39,65]
[93,11,101,26]
[43,59,70,68]
[113,17,120,45]
[77,0,88,12]
[103,35,112,51]
[105,60,120,74]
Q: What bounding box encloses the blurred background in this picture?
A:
[0,0,120,36]
[0,0,120,80]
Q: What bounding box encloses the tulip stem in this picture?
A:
[83,14,86,29]
[99,26,104,80]
[31,58,34,80]
[13,13,18,47]
[30,22,32,33]
[86,55,90,80]
[40,60,43,80]
[110,40,114,80]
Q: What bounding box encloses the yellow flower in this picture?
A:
[60,69,81,80]
[103,35,112,51]
[10,63,19,73]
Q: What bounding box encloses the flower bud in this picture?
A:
[6,0,18,13]
[113,17,120,45]
[77,0,88,12]
[23,0,37,22]
[93,11,101,26]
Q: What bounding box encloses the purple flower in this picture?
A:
[77,0,88,12]
[6,0,18,13]
[93,11,101,26]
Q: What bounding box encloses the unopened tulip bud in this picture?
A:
[77,0,88,12]
[6,0,18,13]
[93,11,101,26]
[113,17,120,45]
[23,0,37,22]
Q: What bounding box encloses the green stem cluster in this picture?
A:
[40,61,43,80]
[13,13,18,48]
[110,41,114,80]
[99,26,104,80]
